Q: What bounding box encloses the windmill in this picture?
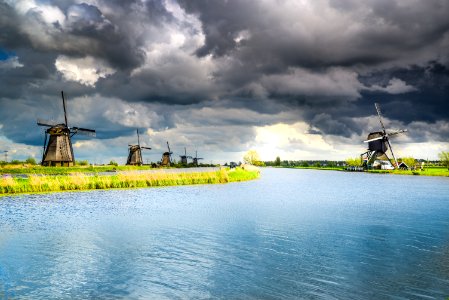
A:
[193,150,203,167]
[126,129,151,165]
[1,150,8,162]
[179,147,192,165]
[161,141,173,166]
[37,91,96,167]
[361,103,407,169]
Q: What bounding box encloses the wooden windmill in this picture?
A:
[37,91,96,167]
[126,129,151,165]
[161,141,173,166]
[361,103,407,169]
[193,150,203,167]
[179,147,192,165]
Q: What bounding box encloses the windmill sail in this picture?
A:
[72,127,96,136]
[37,119,59,127]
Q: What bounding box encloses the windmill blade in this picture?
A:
[375,103,387,134]
[387,129,407,137]
[61,91,69,127]
[137,129,140,147]
[166,141,171,153]
[141,147,152,150]
[72,127,96,137]
[363,136,384,143]
[385,138,399,168]
[37,119,59,127]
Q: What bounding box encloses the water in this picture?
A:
[1,168,449,299]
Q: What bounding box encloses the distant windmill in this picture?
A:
[1,150,8,162]
[193,150,203,167]
[161,141,173,166]
[179,147,192,165]
[126,129,151,165]
[37,91,96,167]
[361,103,407,169]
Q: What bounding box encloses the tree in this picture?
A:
[346,157,361,167]
[25,157,37,165]
[439,151,449,169]
[109,160,118,166]
[275,156,281,166]
[243,150,262,165]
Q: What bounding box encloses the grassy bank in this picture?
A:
[278,166,449,177]
[0,168,260,196]
[365,167,449,177]
[0,164,156,175]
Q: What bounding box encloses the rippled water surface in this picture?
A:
[1,169,449,299]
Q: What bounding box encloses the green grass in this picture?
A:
[228,167,261,182]
[0,168,260,196]
[274,165,449,177]
[366,167,449,177]
[0,164,155,175]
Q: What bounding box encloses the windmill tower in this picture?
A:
[1,150,8,162]
[126,129,151,165]
[361,103,407,169]
[37,91,96,167]
[161,141,173,166]
[179,147,192,165]
[193,150,203,167]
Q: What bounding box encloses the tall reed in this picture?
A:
[0,168,259,195]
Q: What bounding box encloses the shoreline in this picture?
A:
[268,166,449,177]
[0,168,260,197]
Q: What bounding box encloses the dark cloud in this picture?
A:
[0,0,448,161]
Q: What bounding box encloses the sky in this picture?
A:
[0,0,448,164]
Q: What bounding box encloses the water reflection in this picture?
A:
[1,169,449,298]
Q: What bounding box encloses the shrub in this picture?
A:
[77,160,89,166]
[25,157,37,165]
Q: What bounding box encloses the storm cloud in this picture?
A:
[0,0,448,162]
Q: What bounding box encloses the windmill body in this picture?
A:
[42,125,74,166]
[127,145,143,165]
[126,129,151,165]
[193,150,203,167]
[160,142,173,167]
[361,103,407,169]
[179,147,192,165]
[37,91,95,167]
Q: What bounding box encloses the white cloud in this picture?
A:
[254,122,355,161]
[8,0,65,24]
[367,77,418,94]
[55,55,116,87]
[0,56,23,69]
[259,67,363,98]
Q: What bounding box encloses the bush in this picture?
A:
[77,160,89,166]
[25,157,37,165]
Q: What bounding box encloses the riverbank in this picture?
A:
[0,164,182,175]
[0,168,259,196]
[273,166,449,177]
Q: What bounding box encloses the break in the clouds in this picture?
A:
[0,0,448,163]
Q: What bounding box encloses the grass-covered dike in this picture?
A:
[0,167,260,196]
